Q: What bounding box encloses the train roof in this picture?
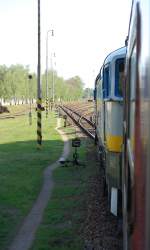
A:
[103,46,126,66]
[95,46,126,86]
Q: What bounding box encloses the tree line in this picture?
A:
[0,64,87,104]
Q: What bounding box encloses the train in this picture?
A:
[94,0,150,249]
[94,46,126,217]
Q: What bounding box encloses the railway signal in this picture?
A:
[59,138,81,167]
[72,138,81,165]
[28,74,32,125]
[63,114,67,127]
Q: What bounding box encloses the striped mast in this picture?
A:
[46,29,54,118]
[37,0,42,148]
[45,32,48,118]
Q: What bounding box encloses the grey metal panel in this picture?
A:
[139,0,150,248]
[106,151,121,189]
[126,0,150,249]
[96,78,105,147]
[105,101,123,136]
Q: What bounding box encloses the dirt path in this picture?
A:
[9,118,70,250]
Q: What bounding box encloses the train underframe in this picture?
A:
[97,141,122,217]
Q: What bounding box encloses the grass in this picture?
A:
[0,110,64,249]
[31,125,97,250]
[0,103,31,115]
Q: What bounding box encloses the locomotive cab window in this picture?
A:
[103,65,110,98]
[115,58,125,97]
[93,88,96,100]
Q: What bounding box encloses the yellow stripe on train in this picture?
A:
[106,135,123,152]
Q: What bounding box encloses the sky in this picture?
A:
[0,0,132,88]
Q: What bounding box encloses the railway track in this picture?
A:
[0,110,29,119]
[0,105,35,120]
[0,111,28,119]
[58,103,95,140]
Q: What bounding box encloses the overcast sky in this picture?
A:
[0,0,132,88]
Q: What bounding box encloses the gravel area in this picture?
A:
[83,144,123,250]
[57,112,123,250]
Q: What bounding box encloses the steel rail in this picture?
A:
[62,105,95,127]
[0,111,28,120]
[59,105,95,140]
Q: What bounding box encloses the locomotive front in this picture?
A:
[95,47,126,216]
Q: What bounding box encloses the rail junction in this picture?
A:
[58,102,95,140]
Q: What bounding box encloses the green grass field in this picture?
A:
[0,111,63,249]
[31,126,97,250]
[0,108,97,250]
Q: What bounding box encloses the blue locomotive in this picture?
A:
[94,46,126,216]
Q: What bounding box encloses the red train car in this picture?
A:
[123,0,150,249]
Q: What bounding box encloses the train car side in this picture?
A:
[123,0,150,249]
[95,47,126,216]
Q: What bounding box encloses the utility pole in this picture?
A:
[37,0,42,148]
[52,52,55,105]
[50,52,55,110]
[46,29,54,118]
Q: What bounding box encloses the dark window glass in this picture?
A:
[115,58,125,97]
[103,66,109,98]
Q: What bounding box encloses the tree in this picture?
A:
[83,88,94,99]
[0,65,8,99]
[0,64,85,103]
[65,76,84,100]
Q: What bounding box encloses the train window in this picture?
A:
[115,58,125,97]
[103,66,110,98]
[93,89,96,100]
